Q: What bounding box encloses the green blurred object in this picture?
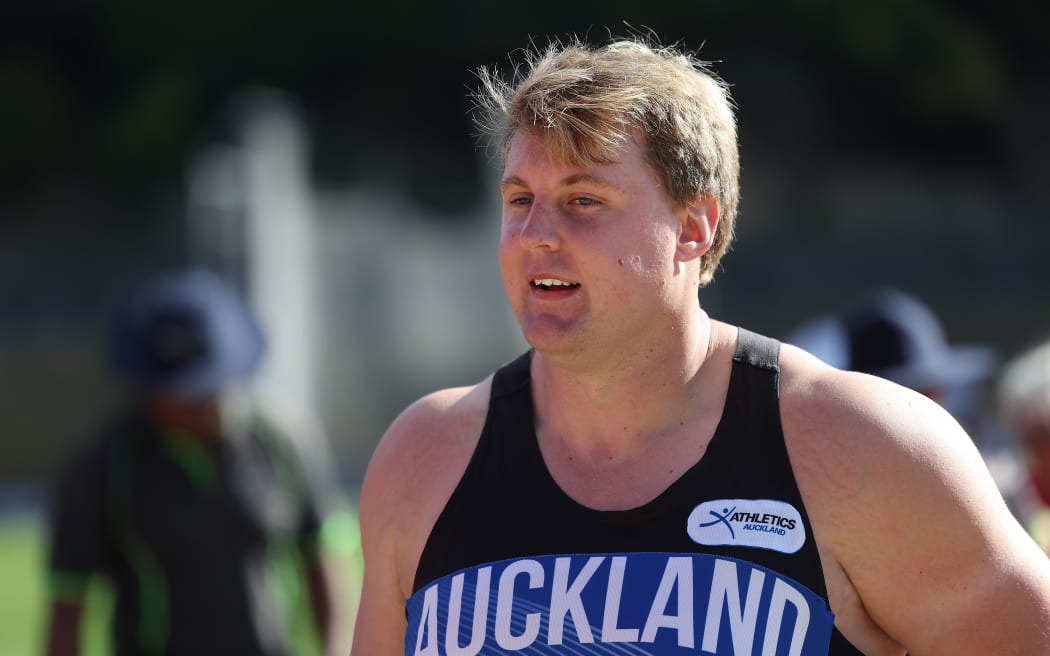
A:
[0,514,111,656]
[0,515,47,655]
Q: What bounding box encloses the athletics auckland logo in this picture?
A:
[688,499,806,554]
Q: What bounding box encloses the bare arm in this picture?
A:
[349,493,408,656]
[783,354,1050,655]
[350,428,414,656]
[45,600,83,656]
[350,382,489,656]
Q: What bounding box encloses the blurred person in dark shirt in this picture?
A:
[44,268,358,656]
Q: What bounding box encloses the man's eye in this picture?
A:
[509,197,531,206]
[573,197,597,206]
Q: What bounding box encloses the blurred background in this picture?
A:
[1,0,1049,652]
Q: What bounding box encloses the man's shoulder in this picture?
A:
[778,340,947,431]
[776,341,967,493]
[362,376,494,504]
[357,375,497,598]
[775,342,1050,654]
[391,377,494,444]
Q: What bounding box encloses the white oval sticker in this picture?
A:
[687,498,806,554]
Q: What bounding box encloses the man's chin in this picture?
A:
[521,321,580,352]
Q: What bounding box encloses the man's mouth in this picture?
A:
[531,278,581,290]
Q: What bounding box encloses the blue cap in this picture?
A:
[110,269,266,398]
[786,288,997,391]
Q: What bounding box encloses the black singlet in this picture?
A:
[410,329,863,655]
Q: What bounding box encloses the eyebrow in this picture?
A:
[500,173,623,193]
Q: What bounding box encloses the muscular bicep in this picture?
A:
[786,370,1050,654]
[856,422,1050,655]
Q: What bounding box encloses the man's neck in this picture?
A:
[530,310,726,458]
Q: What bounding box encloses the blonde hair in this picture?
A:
[475,37,740,285]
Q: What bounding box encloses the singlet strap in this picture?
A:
[490,350,532,399]
[735,327,780,372]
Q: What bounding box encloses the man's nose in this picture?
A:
[518,202,559,250]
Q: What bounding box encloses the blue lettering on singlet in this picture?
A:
[406,552,834,655]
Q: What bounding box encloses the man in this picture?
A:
[351,37,1050,655]
[45,269,356,656]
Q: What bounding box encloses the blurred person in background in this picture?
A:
[998,338,1050,554]
[783,288,997,409]
[44,268,358,656]
[351,35,1050,656]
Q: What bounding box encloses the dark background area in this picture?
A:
[4,1,1048,203]
[2,0,1049,485]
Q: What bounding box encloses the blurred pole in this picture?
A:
[239,90,320,420]
[186,144,248,288]
[186,88,322,426]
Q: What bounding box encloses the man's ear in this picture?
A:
[676,196,719,262]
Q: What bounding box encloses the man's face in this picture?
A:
[498,130,695,361]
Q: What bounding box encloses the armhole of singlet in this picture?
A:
[735,328,864,653]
